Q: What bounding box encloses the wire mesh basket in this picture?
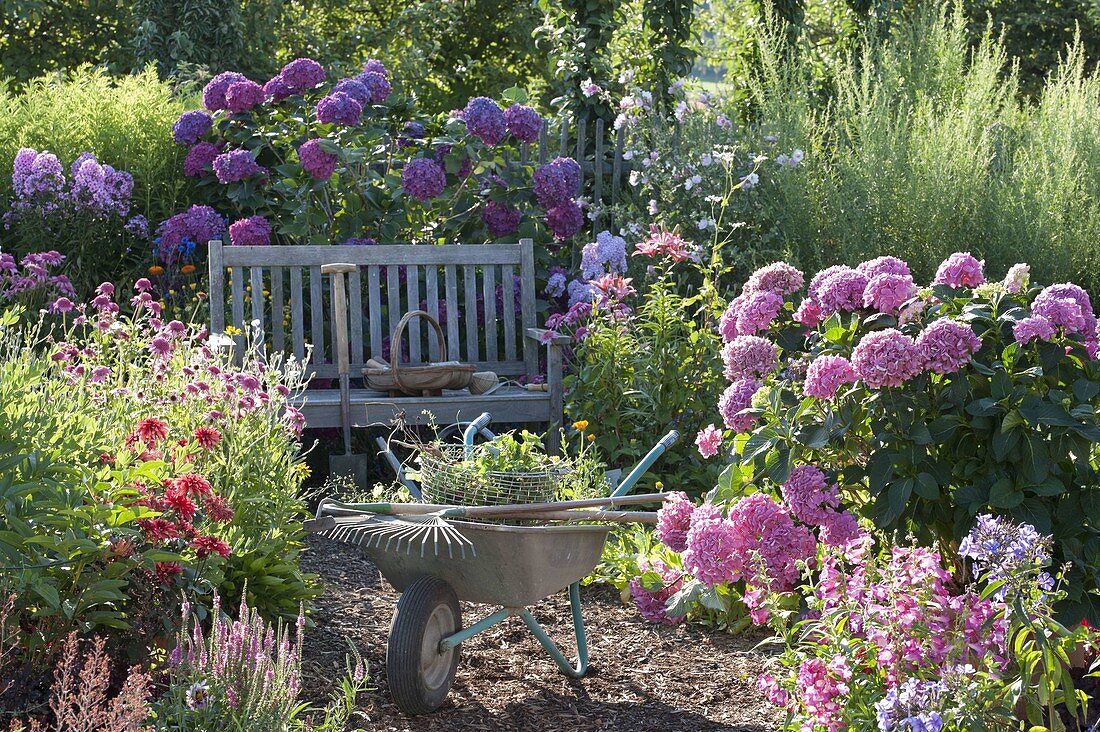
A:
[418,444,572,507]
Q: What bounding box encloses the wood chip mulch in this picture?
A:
[300,534,782,731]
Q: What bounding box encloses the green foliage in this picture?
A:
[734,5,1100,297]
[537,0,624,117]
[279,0,549,113]
[0,66,189,225]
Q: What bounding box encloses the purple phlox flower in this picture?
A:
[580,231,628,279]
[545,266,569,299]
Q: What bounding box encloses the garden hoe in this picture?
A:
[324,263,370,487]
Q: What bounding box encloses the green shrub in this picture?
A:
[0,66,189,225]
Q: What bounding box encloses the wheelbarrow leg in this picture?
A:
[518,582,589,678]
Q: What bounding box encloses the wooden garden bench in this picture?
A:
[207,239,566,450]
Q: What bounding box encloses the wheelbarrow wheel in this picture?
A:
[387,576,462,715]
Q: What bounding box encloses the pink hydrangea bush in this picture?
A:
[701,252,1100,621]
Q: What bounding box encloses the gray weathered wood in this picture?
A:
[482,264,497,363]
[424,266,440,361]
[444,264,459,361]
[463,265,478,362]
[348,268,363,365]
[230,263,245,359]
[271,266,285,353]
[309,265,324,365]
[216,244,524,266]
[519,238,537,378]
[367,266,382,359]
[290,267,305,361]
[249,266,264,338]
[386,265,400,358]
[208,240,225,335]
[405,264,421,363]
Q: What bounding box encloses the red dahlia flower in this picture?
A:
[191,535,230,559]
[135,417,169,445]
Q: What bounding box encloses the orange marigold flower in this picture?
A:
[180,264,197,274]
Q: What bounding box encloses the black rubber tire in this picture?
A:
[387,576,462,715]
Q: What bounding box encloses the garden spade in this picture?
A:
[323,263,370,487]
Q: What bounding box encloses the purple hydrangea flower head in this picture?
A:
[656,492,695,551]
[316,92,363,126]
[718,377,761,432]
[580,230,628,279]
[362,58,389,77]
[202,71,247,111]
[782,464,840,527]
[172,110,213,145]
[719,295,746,341]
[933,252,985,288]
[225,80,265,113]
[721,335,778,381]
[263,75,294,103]
[816,267,869,315]
[1033,283,1096,337]
[401,157,446,202]
[857,255,911,280]
[355,72,391,104]
[917,318,981,374]
[298,138,338,180]
[212,149,265,184]
[228,216,272,246]
[280,58,326,92]
[156,205,225,264]
[863,272,917,314]
[184,142,219,178]
[1013,315,1056,345]
[400,120,426,145]
[331,78,370,106]
[342,236,378,246]
[481,200,522,238]
[736,290,783,334]
[461,96,506,146]
[808,265,850,300]
[504,104,542,143]
[629,559,685,625]
[532,157,581,208]
[744,261,805,297]
[804,355,857,399]
[546,201,584,240]
[683,503,741,586]
[852,328,924,388]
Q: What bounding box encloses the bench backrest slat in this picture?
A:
[209,240,538,380]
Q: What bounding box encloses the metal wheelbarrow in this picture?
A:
[312,413,678,714]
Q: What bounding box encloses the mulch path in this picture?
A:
[300,534,782,731]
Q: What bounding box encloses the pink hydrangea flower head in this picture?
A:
[808,265,850,301]
[916,318,981,374]
[803,355,856,399]
[298,138,338,180]
[1003,263,1030,294]
[656,491,695,552]
[695,424,723,459]
[228,216,271,246]
[683,503,742,586]
[818,510,865,551]
[1033,283,1096,337]
[933,252,985,288]
[736,290,783,334]
[726,493,815,591]
[719,294,746,341]
[816,267,868,315]
[721,335,778,381]
[781,465,839,526]
[851,328,924,388]
[794,298,824,328]
[862,273,917,314]
[629,558,685,625]
[857,255,911,280]
[744,262,805,297]
[718,378,761,432]
[1013,315,1056,345]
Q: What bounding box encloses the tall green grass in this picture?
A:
[0,66,190,224]
[742,5,1100,295]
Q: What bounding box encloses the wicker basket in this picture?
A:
[363,310,476,396]
[418,444,571,507]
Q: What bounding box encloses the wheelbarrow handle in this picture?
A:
[611,430,680,498]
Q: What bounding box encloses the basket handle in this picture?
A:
[391,309,448,393]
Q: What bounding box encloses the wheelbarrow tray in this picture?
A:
[361,520,612,606]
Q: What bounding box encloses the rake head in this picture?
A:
[318,513,476,559]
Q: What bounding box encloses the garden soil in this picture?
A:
[301,534,782,731]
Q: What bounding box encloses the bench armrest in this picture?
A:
[524,327,571,346]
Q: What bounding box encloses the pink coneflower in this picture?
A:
[134,277,152,292]
[149,336,172,357]
[49,296,74,313]
[90,366,111,382]
[95,282,115,296]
